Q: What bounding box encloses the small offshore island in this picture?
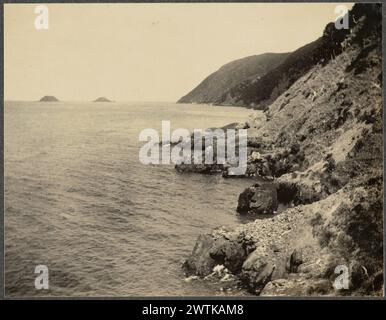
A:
[94,97,113,102]
[39,95,59,102]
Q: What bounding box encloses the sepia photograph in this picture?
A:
[2,1,384,299]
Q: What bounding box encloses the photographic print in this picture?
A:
[3,2,384,298]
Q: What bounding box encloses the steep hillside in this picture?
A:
[214,22,349,109]
[179,7,359,110]
[178,53,289,104]
[180,3,383,296]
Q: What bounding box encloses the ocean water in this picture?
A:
[4,101,254,297]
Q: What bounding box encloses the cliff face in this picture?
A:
[178,53,289,105]
[181,4,383,296]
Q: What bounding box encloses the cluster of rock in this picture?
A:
[179,4,383,296]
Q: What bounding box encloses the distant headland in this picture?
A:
[39,95,59,102]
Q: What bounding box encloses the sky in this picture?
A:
[4,3,353,102]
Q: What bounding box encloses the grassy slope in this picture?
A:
[178,53,289,104]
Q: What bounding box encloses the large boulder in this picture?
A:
[237,182,278,215]
[240,244,309,294]
[182,231,255,277]
[209,235,248,274]
[182,234,217,276]
[240,248,276,294]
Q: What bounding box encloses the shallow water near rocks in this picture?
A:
[5,101,255,297]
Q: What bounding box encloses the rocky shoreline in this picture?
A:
[177,4,383,296]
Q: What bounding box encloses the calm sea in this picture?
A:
[5,101,254,297]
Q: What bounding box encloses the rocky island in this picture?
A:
[178,4,383,296]
[94,97,113,102]
[39,95,59,102]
